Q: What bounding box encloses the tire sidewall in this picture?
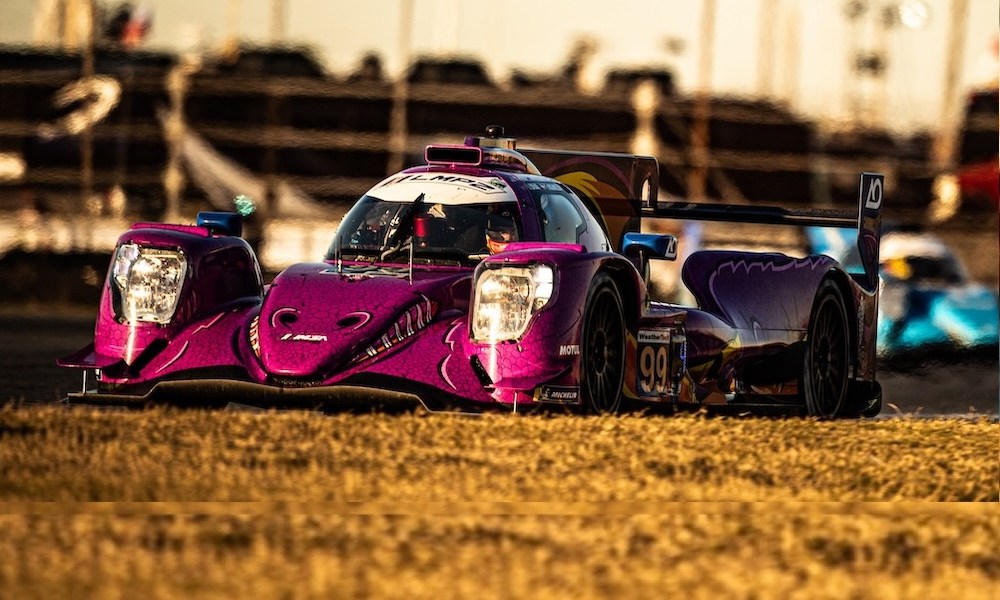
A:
[804,279,851,418]
[580,272,626,415]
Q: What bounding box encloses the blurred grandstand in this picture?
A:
[0,36,995,280]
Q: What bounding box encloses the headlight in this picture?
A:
[472,264,553,341]
[111,243,187,324]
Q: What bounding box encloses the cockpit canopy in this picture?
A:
[329,195,522,263]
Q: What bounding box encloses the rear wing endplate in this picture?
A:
[643,173,884,292]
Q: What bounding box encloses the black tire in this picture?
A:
[803,279,851,418]
[860,384,883,418]
[580,273,626,415]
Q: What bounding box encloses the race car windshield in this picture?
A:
[328,196,522,264]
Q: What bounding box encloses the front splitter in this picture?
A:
[64,379,458,413]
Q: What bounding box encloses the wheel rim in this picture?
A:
[584,286,624,413]
[808,293,848,416]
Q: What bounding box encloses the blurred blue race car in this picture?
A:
[805,227,999,364]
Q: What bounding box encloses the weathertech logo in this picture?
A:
[638,329,671,343]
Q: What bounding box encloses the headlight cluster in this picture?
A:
[112,243,187,324]
[472,264,553,341]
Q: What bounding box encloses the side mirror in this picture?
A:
[622,232,678,261]
[197,211,243,237]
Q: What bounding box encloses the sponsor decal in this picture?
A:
[559,344,581,356]
[664,236,678,258]
[379,173,508,194]
[637,329,671,344]
[535,385,579,404]
[864,175,883,211]
[525,181,565,191]
[280,333,328,342]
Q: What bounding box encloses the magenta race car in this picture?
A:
[59,126,885,418]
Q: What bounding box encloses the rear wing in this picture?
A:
[643,173,884,293]
[521,146,882,293]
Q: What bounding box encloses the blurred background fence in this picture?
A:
[0,1,996,287]
[5,43,995,217]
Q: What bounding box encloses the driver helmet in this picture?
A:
[485,208,519,254]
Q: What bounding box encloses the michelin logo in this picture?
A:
[536,386,579,404]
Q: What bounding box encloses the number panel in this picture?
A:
[636,329,672,397]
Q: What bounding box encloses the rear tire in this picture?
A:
[580,273,626,415]
[803,279,851,418]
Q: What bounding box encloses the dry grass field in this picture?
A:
[1,507,997,599]
[1,407,996,502]
[0,406,997,598]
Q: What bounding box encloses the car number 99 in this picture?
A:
[636,329,672,396]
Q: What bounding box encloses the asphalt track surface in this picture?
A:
[1,312,996,417]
